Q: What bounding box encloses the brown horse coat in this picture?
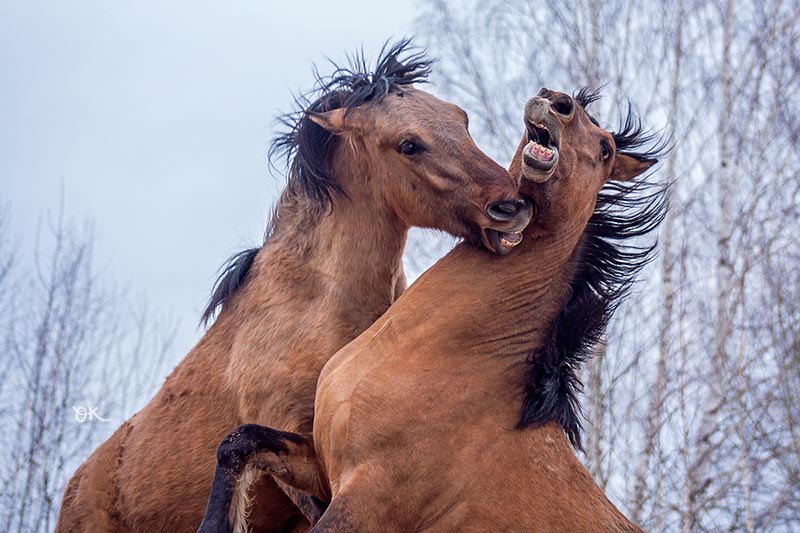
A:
[200,88,666,532]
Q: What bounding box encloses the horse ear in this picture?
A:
[609,154,657,182]
[307,109,348,134]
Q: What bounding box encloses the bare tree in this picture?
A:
[415,1,800,530]
[0,202,175,532]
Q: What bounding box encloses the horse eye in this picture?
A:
[600,142,612,161]
[399,140,424,156]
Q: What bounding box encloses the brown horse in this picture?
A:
[55,41,532,533]
[198,88,667,532]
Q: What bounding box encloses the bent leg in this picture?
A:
[197,424,327,533]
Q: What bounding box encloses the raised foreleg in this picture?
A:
[197,424,328,533]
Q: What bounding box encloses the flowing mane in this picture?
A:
[201,39,433,327]
[518,89,669,450]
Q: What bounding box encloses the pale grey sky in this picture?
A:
[1,1,419,359]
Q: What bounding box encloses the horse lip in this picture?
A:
[523,147,558,171]
[484,229,520,255]
[522,143,559,184]
[492,212,531,234]
[500,231,523,246]
[482,205,532,254]
[522,166,557,184]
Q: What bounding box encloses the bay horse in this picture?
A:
[55,40,532,533]
[198,88,667,532]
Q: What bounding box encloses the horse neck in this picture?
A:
[381,205,631,527]
[248,161,408,329]
[463,211,587,346]
[400,205,593,400]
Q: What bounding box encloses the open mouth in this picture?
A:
[485,228,524,255]
[523,122,559,172]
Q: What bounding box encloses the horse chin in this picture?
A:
[521,162,557,184]
[521,143,558,182]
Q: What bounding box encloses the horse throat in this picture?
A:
[257,185,408,333]
[374,217,578,411]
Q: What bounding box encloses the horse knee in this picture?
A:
[216,427,249,473]
[215,424,326,501]
[216,423,284,472]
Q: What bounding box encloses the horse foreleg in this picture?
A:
[197,424,327,533]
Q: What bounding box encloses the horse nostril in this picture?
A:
[487,200,525,222]
[551,95,573,117]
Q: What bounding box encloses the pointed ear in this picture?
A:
[609,154,657,182]
[307,108,348,134]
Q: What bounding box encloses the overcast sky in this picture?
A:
[1,2,420,360]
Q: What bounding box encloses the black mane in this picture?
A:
[518,90,669,450]
[575,87,664,162]
[269,38,433,208]
[200,39,432,327]
[200,247,260,327]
